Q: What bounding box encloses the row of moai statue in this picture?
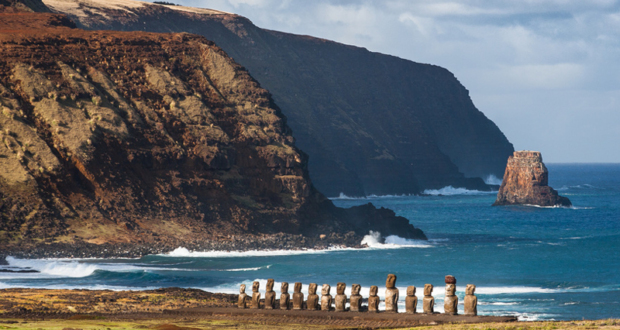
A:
[237,274,478,315]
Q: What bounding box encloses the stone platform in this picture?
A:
[166,306,517,328]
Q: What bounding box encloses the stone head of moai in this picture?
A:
[386,274,397,289]
[336,282,346,295]
[424,284,433,296]
[466,284,476,295]
[352,284,361,295]
[407,285,416,296]
[240,284,246,294]
[309,283,317,295]
[370,285,378,296]
[294,282,302,293]
[266,278,274,292]
[321,284,331,295]
[445,275,457,296]
[252,281,260,292]
[446,284,456,296]
[281,282,289,293]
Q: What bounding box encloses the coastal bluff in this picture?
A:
[493,151,571,207]
[0,7,425,258]
[37,0,514,197]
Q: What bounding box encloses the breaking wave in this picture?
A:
[218,265,271,272]
[557,183,599,191]
[523,204,593,210]
[330,192,412,200]
[4,257,104,278]
[361,231,433,249]
[423,186,496,196]
[484,174,503,185]
[161,247,355,258]
[2,257,203,279]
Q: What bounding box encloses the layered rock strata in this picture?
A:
[493,151,571,207]
[39,0,514,197]
[0,9,425,256]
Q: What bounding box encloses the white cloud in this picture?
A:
[505,63,585,90]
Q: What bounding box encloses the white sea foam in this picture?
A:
[560,236,593,240]
[558,183,600,191]
[218,265,271,272]
[482,302,520,306]
[1,257,199,279]
[515,312,557,321]
[164,232,432,258]
[423,186,496,196]
[360,231,433,249]
[162,246,356,258]
[330,193,412,200]
[484,174,503,185]
[475,286,561,294]
[5,257,103,278]
[523,204,593,210]
[0,281,158,291]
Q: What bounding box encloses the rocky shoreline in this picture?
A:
[0,232,369,261]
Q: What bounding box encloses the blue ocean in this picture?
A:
[1,164,619,321]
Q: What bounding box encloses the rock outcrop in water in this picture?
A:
[0,7,425,258]
[493,151,571,207]
[38,0,514,197]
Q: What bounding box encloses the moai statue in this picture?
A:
[264,278,276,310]
[368,285,380,313]
[349,284,362,312]
[385,274,399,313]
[405,286,417,314]
[320,284,333,311]
[251,281,261,309]
[444,275,458,315]
[238,284,248,309]
[280,282,291,310]
[292,282,304,310]
[334,282,347,312]
[423,284,434,314]
[464,284,478,316]
[307,283,319,311]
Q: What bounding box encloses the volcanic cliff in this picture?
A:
[39,0,515,197]
[493,151,571,207]
[0,6,425,257]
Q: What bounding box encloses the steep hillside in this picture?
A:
[0,9,425,257]
[40,0,515,197]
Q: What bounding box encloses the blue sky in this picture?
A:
[153,0,620,163]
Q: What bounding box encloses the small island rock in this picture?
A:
[493,151,571,207]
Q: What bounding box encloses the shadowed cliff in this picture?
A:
[39,0,515,197]
[0,9,425,257]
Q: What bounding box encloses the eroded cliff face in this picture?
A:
[493,151,571,207]
[39,0,514,197]
[0,10,425,255]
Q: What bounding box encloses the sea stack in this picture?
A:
[493,151,571,207]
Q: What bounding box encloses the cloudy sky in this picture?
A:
[159,0,620,163]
